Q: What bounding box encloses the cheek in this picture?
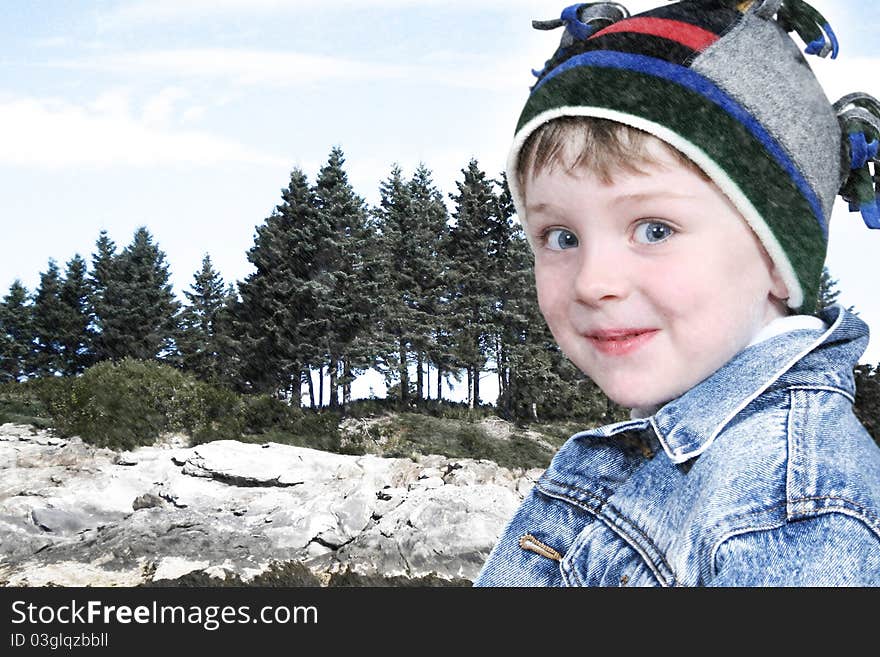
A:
[534,265,563,317]
[635,257,710,313]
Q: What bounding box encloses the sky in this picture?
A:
[1,0,879,404]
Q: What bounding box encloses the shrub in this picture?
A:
[0,378,63,428]
[177,380,245,446]
[240,393,302,434]
[48,358,242,450]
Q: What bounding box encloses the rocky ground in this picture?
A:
[0,422,543,586]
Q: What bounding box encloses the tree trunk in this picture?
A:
[329,359,338,408]
[436,366,442,401]
[425,362,430,401]
[497,339,505,409]
[343,357,352,408]
[289,379,299,409]
[467,367,474,409]
[305,369,315,409]
[416,352,424,404]
[398,338,408,407]
[473,362,480,408]
[318,365,324,408]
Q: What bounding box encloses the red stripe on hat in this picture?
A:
[590,17,720,52]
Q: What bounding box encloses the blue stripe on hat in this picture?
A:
[533,50,828,237]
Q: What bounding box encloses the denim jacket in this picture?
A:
[475,305,880,586]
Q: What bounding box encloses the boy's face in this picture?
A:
[524,139,789,410]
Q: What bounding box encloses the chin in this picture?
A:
[600,383,673,412]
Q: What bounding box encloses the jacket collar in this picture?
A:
[567,305,868,465]
[646,304,868,464]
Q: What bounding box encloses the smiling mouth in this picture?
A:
[586,329,658,355]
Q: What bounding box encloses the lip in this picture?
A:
[585,328,659,356]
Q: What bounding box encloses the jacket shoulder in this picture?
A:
[784,386,880,538]
[692,386,880,543]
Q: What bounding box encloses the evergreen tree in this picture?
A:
[93,228,179,362]
[177,254,230,383]
[31,260,67,376]
[234,167,330,402]
[314,146,381,408]
[0,281,33,382]
[447,158,500,407]
[212,283,242,389]
[373,164,416,406]
[485,172,523,415]
[815,266,841,314]
[407,164,453,403]
[814,266,859,317]
[57,254,93,375]
[854,364,880,447]
[90,230,119,363]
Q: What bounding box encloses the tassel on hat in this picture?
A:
[835,93,880,229]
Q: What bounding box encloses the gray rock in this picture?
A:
[0,423,543,586]
[132,494,165,510]
[30,508,93,534]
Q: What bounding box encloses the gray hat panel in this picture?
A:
[691,11,842,222]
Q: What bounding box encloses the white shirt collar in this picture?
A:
[745,313,827,348]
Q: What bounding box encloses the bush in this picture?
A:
[178,381,245,446]
[240,393,303,434]
[48,358,243,450]
[250,410,342,453]
[0,378,64,428]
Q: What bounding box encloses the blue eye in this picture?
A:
[634,221,674,244]
[545,228,579,250]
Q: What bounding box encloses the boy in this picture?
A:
[475,0,880,586]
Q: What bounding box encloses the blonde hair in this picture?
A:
[516,116,708,194]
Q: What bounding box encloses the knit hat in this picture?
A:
[508,0,880,314]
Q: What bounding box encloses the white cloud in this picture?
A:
[52,45,542,93]
[0,94,287,168]
[55,49,411,86]
[90,89,132,117]
[142,87,190,125]
[97,0,541,29]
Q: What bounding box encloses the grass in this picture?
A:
[0,377,596,469]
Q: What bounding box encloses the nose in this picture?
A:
[572,242,630,305]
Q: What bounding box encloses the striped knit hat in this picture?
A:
[508,0,880,314]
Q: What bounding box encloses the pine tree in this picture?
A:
[58,254,93,375]
[177,254,230,383]
[485,172,523,415]
[235,167,329,401]
[314,146,380,408]
[0,281,33,382]
[373,164,416,406]
[815,266,841,313]
[407,164,453,403]
[93,228,180,362]
[447,158,500,408]
[90,230,119,363]
[854,364,880,447]
[31,260,67,376]
[814,266,859,317]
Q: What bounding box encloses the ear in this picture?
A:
[769,264,790,301]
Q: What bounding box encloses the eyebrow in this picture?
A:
[526,190,695,214]
[614,190,696,203]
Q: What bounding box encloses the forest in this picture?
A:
[1,146,878,451]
